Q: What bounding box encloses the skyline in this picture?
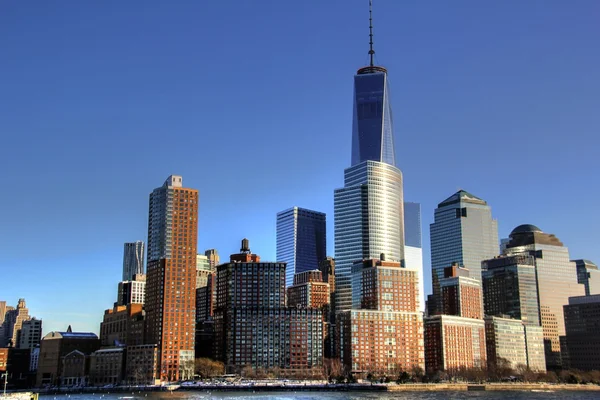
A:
[1,0,599,334]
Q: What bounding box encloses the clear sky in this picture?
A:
[1,0,598,335]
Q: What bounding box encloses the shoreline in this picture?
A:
[32,382,600,394]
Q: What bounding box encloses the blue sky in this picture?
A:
[1,0,598,334]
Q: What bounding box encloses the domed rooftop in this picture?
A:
[511,224,543,235]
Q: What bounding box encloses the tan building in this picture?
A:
[424,315,486,374]
[89,348,125,386]
[1,299,31,347]
[339,257,424,375]
[100,304,144,347]
[36,328,100,387]
[125,344,158,384]
[439,264,483,319]
[145,175,198,382]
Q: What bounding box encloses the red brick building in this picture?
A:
[439,265,483,319]
[287,270,330,309]
[100,304,144,347]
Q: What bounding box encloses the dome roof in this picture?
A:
[511,224,543,235]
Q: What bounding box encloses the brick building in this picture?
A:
[439,264,483,319]
[100,303,144,347]
[125,344,158,384]
[89,348,125,386]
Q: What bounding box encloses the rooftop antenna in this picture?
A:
[368,0,375,67]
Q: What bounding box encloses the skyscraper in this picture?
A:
[405,202,425,312]
[502,224,585,368]
[123,241,145,281]
[572,259,600,296]
[429,190,499,312]
[334,3,404,313]
[145,175,198,382]
[276,207,327,288]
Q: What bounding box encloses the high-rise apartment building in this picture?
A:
[404,202,425,313]
[287,270,330,310]
[482,254,540,326]
[276,207,327,288]
[429,190,498,313]
[117,274,146,306]
[123,241,145,281]
[503,224,585,368]
[438,264,483,319]
[144,175,198,382]
[562,294,600,370]
[214,240,323,372]
[339,257,424,374]
[573,259,600,296]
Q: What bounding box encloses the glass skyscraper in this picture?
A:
[276,207,326,288]
[334,63,405,313]
[122,241,144,281]
[404,202,425,312]
[429,190,499,313]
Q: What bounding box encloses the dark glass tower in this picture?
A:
[276,207,327,288]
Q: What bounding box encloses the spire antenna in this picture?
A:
[368,0,375,67]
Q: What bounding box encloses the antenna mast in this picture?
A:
[368,0,375,66]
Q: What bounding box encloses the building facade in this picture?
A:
[482,254,540,326]
[276,207,327,288]
[1,299,31,348]
[144,175,198,381]
[429,190,499,313]
[404,202,425,313]
[573,259,600,296]
[125,344,158,384]
[123,241,145,281]
[18,318,42,350]
[424,315,486,374]
[100,304,145,347]
[89,348,125,386]
[503,224,585,368]
[117,274,146,306]
[287,270,330,310]
[562,294,600,370]
[196,253,213,288]
[438,265,483,319]
[484,316,528,370]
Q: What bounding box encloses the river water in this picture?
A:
[39,391,600,400]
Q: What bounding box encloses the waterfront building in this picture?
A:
[5,348,34,389]
[562,294,600,370]
[276,207,327,288]
[424,315,486,374]
[117,274,146,306]
[429,191,499,313]
[339,257,424,374]
[573,259,600,296]
[214,240,323,372]
[17,318,42,350]
[125,344,158,384]
[122,241,145,281]
[144,175,198,381]
[61,350,88,386]
[524,325,546,372]
[502,224,585,368]
[405,202,425,312]
[482,254,540,326]
[99,304,145,347]
[438,264,483,319]
[89,347,125,386]
[484,316,528,370]
[35,327,100,387]
[334,2,405,314]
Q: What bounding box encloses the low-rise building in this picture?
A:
[125,344,158,385]
[61,350,88,387]
[89,348,125,386]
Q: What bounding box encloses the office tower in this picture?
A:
[430,190,499,313]
[36,327,100,387]
[145,175,198,382]
[117,274,146,306]
[123,241,145,281]
[287,270,330,309]
[573,259,600,296]
[196,253,212,288]
[17,318,42,350]
[100,304,145,347]
[214,240,323,372]
[438,264,483,319]
[338,256,424,374]
[424,315,486,374]
[503,224,585,368]
[562,294,600,370]
[405,202,425,313]
[276,207,327,288]
[482,254,540,326]
[500,238,510,254]
[204,249,220,270]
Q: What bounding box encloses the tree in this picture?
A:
[396,371,411,384]
[194,358,225,379]
[323,358,344,382]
